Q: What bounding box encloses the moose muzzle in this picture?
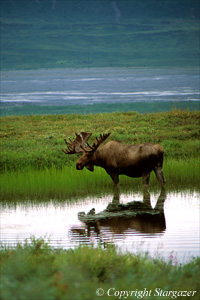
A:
[76,163,84,170]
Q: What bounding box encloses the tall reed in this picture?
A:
[0,158,199,201]
[163,158,200,187]
[0,166,111,201]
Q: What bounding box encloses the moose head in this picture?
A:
[62,132,111,172]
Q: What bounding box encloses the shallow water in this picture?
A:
[1,68,199,106]
[1,190,199,263]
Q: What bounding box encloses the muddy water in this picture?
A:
[1,190,199,263]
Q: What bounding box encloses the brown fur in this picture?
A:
[76,140,165,196]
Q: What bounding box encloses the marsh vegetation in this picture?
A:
[0,239,199,300]
[1,110,199,299]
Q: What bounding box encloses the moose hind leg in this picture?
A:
[154,165,165,190]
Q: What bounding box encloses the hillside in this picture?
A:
[1,0,199,70]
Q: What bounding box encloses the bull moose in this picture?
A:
[62,132,165,200]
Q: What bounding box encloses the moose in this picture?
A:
[62,132,165,200]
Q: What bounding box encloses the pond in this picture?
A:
[1,190,199,264]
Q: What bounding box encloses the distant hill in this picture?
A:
[1,0,199,70]
[2,0,200,21]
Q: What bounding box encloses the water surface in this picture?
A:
[1,68,199,106]
[1,190,199,264]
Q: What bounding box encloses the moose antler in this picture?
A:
[62,132,111,154]
[62,132,92,154]
[82,133,111,153]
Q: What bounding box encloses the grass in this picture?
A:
[0,166,109,201]
[0,238,199,300]
[0,158,199,201]
[0,110,199,172]
[0,110,199,200]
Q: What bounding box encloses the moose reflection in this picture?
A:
[70,190,166,243]
[62,132,165,201]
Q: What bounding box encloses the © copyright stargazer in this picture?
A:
[96,287,197,299]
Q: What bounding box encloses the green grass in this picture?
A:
[0,110,199,200]
[0,166,109,201]
[0,110,199,172]
[163,158,200,187]
[0,158,199,201]
[0,238,199,300]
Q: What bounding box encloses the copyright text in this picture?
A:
[96,287,197,299]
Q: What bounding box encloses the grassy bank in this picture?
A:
[0,110,199,172]
[0,238,199,300]
[1,101,200,117]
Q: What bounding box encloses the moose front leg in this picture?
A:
[142,172,151,191]
[109,172,120,204]
[142,172,151,206]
